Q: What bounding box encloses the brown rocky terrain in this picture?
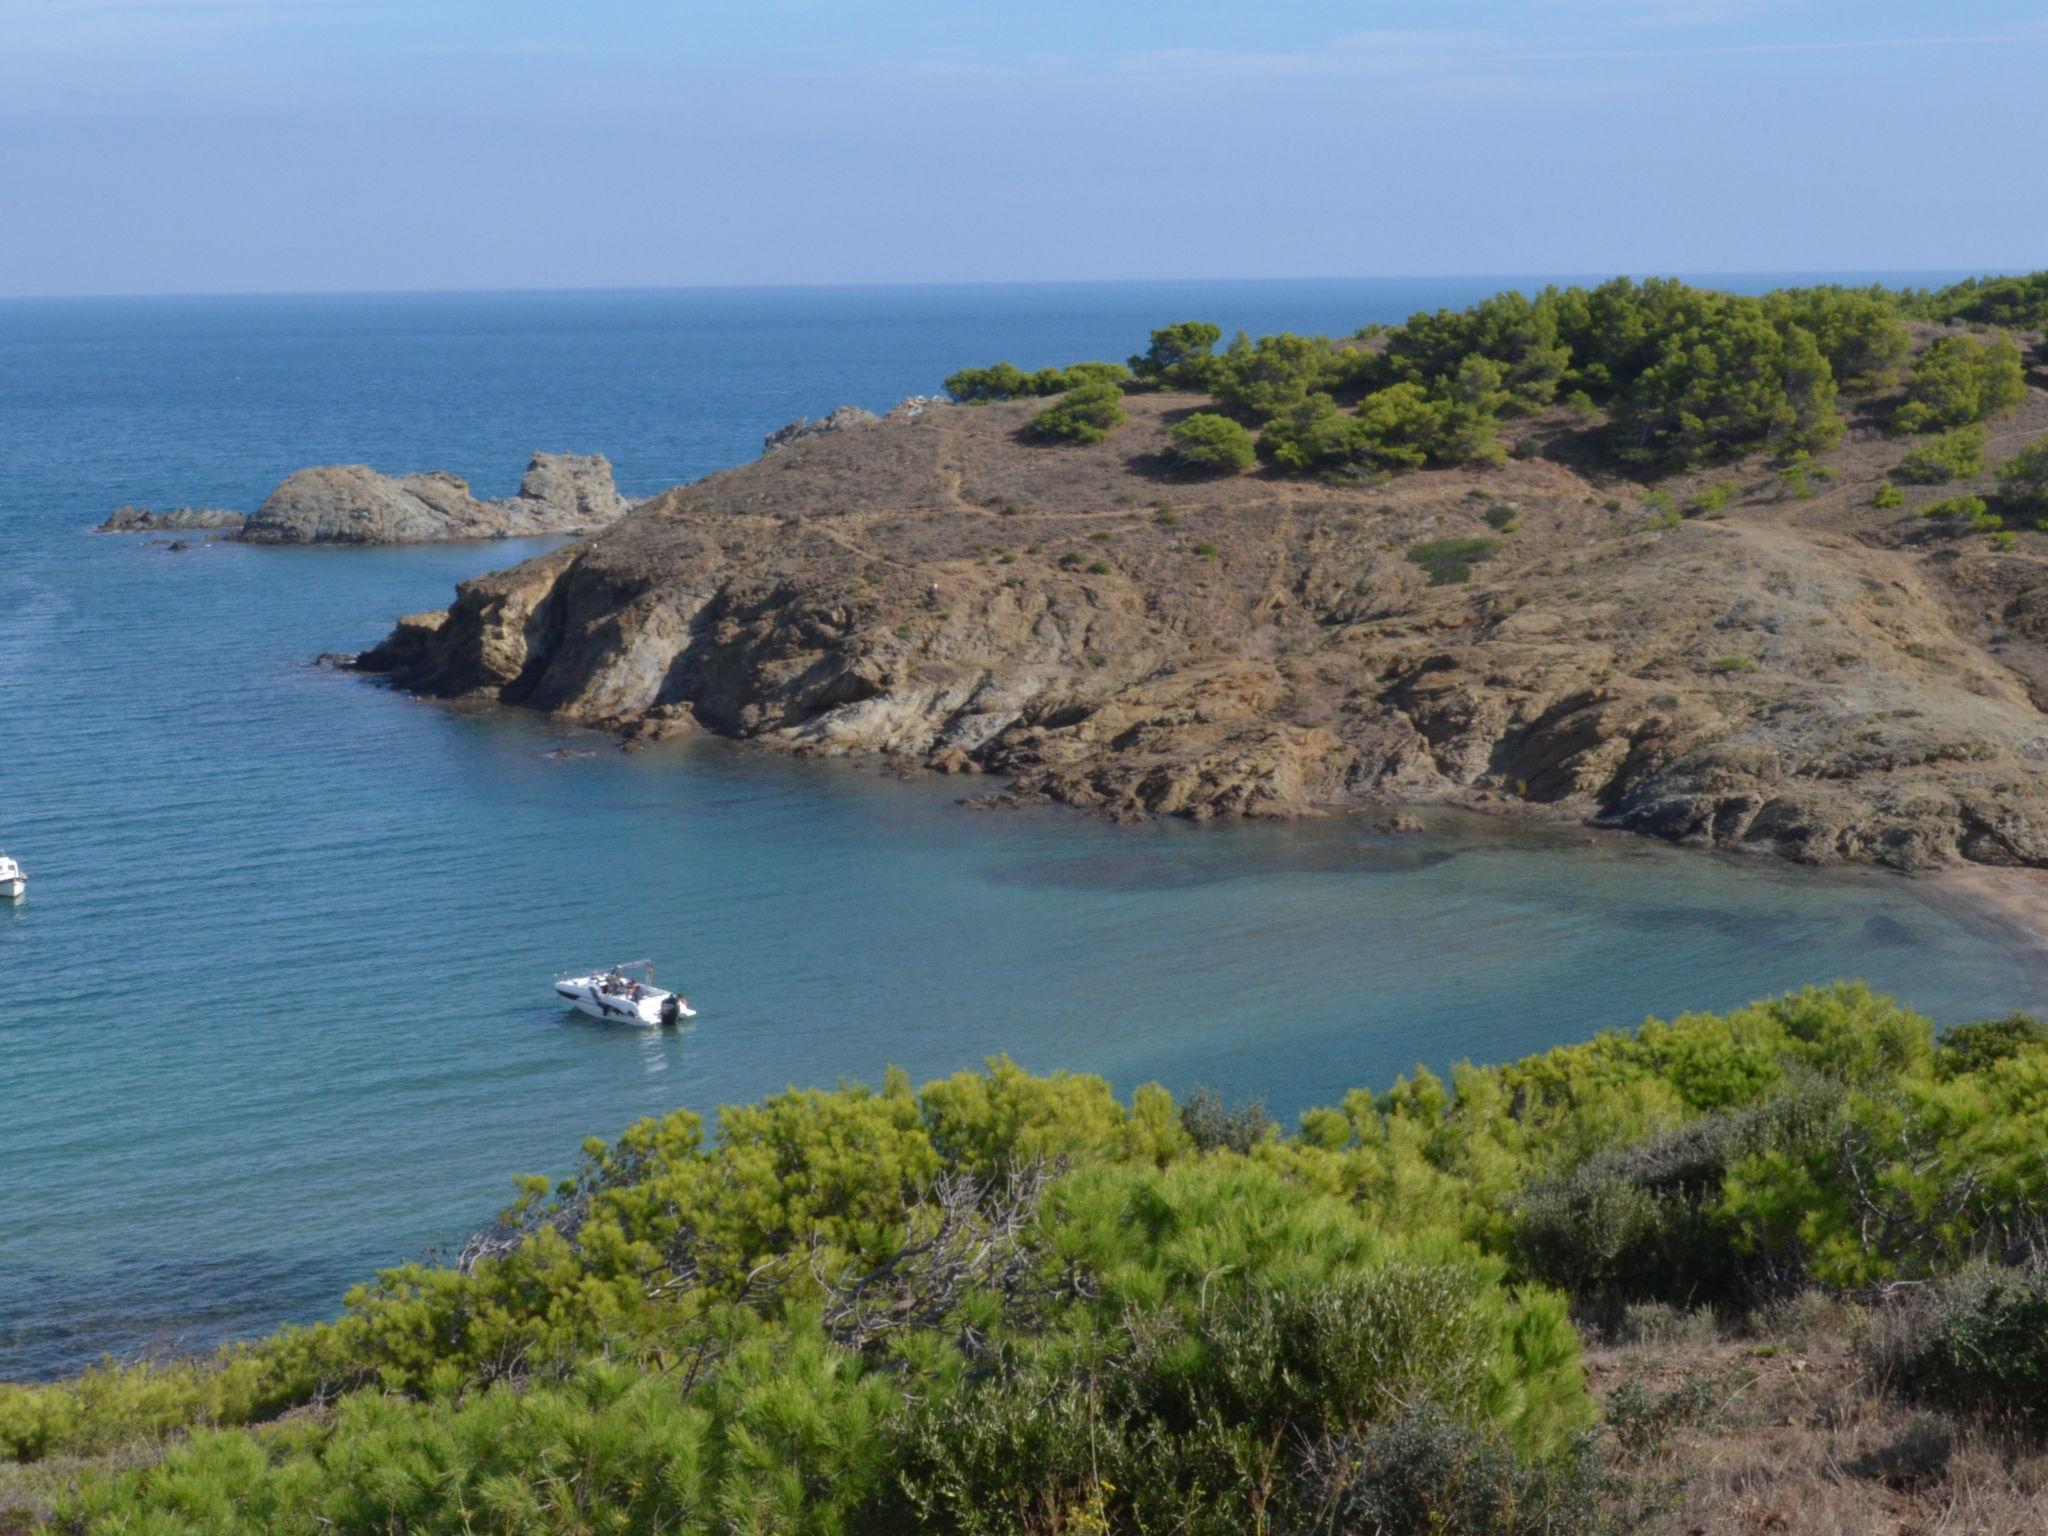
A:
[356,373,2048,871]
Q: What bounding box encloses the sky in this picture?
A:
[2,0,2045,296]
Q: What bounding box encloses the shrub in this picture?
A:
[1935,1013,2048,1079]
[1257,392,1367,472]
[1870,1262,2048,1425]
[1028,381,1127,444]
[1763,285,1913,392]
[1996,437,2048,524]
[1128,321,1225,390]
[1900,270,2048,334]
[1167,411,1257,474]
[1177,1086,1275,1153]
[1296,1403,1610,1536]
[1920,495,1998,533]
[1895,423,1989,483]
[1691,481,1737,513]
[1893,334,2027,433]
[1211,330,1339,420]
[1407,536,1499,585]
[1191,540,1218,559]
[946,360,1130,402]
[1484,504,1518,531]
[1873,480,1905,509]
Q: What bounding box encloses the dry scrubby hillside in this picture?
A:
[361,319,2048,872]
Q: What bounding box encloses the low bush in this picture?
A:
[1028,381,1127,444]
[1895,423,1989,484]
[1996,437,2048,524]
[1874,480,1905,509]
[1407,536,1500,585]
[25,984,2048,1529]
[1177,1086,1275,1153]
[946,359,1129,402]
[1691,481,1738,514]
[1166,412,1257,474]
[1935,1013,2048,1079]
[1869,1262,2048,1425]
[1893,334,2027,433]
[1920,494,1999,533]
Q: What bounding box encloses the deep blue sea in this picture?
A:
[2,277,2041,1380]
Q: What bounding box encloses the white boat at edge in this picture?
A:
[0,854,23,901]
[554,960,695,1026]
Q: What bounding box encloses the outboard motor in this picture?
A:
[659,995,681,1027]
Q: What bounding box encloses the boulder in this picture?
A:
[238,454,631,545]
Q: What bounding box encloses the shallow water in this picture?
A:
[1,279,2038,1379]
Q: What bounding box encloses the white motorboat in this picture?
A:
[554,960,695,1026]
[0,855,23,901]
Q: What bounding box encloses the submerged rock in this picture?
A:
[99,505,246,533]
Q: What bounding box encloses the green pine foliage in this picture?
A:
[1166,412,1258,474]
[1893,334,2028,433]
[1027,381,1128,444]
[947,360,1131,402]
[1127,321,1225,390]
[1895,423,1989,483]
[20,984,2048,1531]
[1996,437,2048,524]
[1900,271,2048,333]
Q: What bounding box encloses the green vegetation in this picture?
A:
[1893,334,2027,433]
[1690,481,1738,514]
[1996,437,2048,524]
[1407,536,1500,585]
[1710,655,1759,673]
[945,360,1131,402]
[1127,321,1225,390]
[977,273,2048,498]
[10,988,2048,1530]
[1484,504,1518,531]
[1166,411,1257,474]
[1894,422,1989,483]
[1761,285,1914,392]
[1920,494,1999,533]
[1901,270,2048,336]
[1027,381,1127,444]
[1873,480,1905,509]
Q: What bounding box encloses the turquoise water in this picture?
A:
[2,279,2039,1380]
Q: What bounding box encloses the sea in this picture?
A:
[2,276,2040,1381]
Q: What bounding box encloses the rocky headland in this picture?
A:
[98,452,631,545]
[353,388,2048,873]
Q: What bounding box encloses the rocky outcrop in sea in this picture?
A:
[98,506,248,534]
[100,453,632,546]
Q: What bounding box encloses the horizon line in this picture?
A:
[0,266,2030,305]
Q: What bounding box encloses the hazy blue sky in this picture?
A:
[3,0,2045,296]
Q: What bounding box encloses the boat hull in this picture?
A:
[0,878,23,900]
[553,978,696,1026]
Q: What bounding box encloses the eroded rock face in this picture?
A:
[358,386,2048,872]
[238,454,631,546]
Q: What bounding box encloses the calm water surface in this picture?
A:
[1,278,2037,1378]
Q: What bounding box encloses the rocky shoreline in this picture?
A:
[348,381,2048,876]
[98,452,631,545]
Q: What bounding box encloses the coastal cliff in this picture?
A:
[356,384,2048,871]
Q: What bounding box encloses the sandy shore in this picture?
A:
[1927,863,2048,951]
